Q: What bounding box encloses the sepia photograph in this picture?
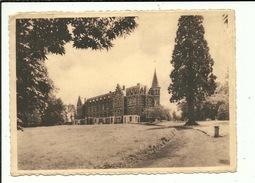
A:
[10,10,236,175]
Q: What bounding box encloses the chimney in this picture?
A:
[123,85,125,90]
[84,98,86,103]
[144,86,147,94]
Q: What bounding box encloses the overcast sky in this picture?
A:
[45,11,232,112]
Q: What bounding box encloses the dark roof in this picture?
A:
[151,69,159,87]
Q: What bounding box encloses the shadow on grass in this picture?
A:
[135,122,163,127]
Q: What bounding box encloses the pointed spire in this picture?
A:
[151,69,159,87]
[77,96,82,106]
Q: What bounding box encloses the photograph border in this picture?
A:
[9,10,236,176]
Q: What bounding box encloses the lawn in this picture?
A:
[18,121,231,170]
[18,123,177,170]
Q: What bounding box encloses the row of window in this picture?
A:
[87,95,112,103]
[127,97,155,106]
[86,110,123,117]
[152,89,160,95]
[127,107,144,115]
[86,98,156,113]
[126,90,147,96]
[87,104,111,112]
[86,112,113,118]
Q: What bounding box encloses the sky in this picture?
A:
[45,11,232,112]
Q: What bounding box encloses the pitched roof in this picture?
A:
[151,69,159,87]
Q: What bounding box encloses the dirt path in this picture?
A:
[129,127,230,168]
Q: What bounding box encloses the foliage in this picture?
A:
[178,100,220,121]
[217,103,229,120]
[65,104,76,122]
[208,73,229,120]
[23,109,42,127]
[16,17,137,125]
[178,79,229,121]
[168,15,217,125]
[41,96,66,126]
[171,111,180,121]
[141,105,171,122]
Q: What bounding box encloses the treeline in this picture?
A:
[19,94,75,127]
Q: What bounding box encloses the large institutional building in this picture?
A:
[75,70,160,124]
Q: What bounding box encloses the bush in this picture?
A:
[217,103,229,120]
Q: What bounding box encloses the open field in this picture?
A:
[17,121,230,170]
[18,123,177,170]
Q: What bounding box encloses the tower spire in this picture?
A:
[77,96,82,106]
[151,69,159,88]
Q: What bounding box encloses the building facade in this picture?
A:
[75,70,160,124]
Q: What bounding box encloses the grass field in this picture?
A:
[18,123,177,170]
[17,121,230,170]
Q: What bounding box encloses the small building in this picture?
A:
[123,115,140,123]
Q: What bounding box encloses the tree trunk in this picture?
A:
[185,93,199,126]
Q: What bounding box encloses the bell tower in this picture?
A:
[149,69,161,105]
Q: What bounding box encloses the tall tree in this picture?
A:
[168,15,216,125]
[16,17,137,125]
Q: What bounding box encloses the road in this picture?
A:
[129,127,230,168]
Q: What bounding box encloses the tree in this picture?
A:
[207,72,229,120]
[168,16,217,126]
[16,17,137,125]
[164,108,172,121]
[178,78,229,121]
[66,104,76,123]
[41,96,66,126]
[217,103,229,120]
[172,111,179,121]
[178,99,219,121]
[141,105,171,122]
[177,100,188,121]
